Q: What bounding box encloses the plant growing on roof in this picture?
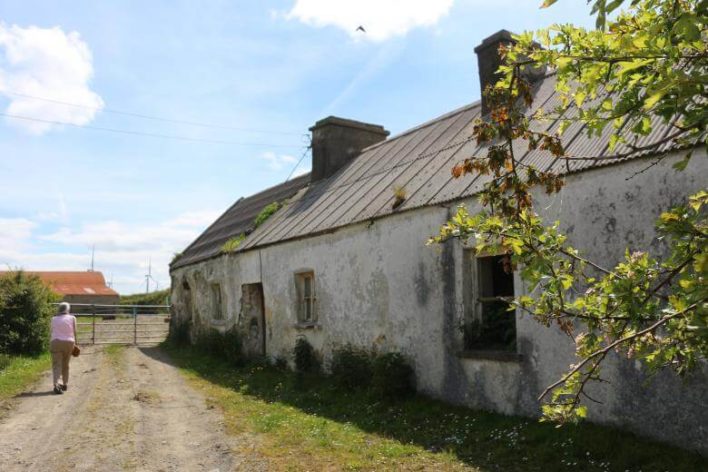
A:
[221,234,245,254]
[254,201,282,228]
[170,252,183,264]
[391,186,407,210]
[430,0,707,424]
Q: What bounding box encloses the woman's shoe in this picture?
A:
[60,384,67,391]
[53,385,63,395]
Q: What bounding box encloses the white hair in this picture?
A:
[57,302,71,314]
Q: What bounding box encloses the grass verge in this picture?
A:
[0,352,51,401]
[163,343,707,471]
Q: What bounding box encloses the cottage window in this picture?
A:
[211,283,224,320]
[295,271,316,323]
[463,252,516,352]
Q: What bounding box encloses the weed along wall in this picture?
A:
[170,149,708,454]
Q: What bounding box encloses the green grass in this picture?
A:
[103,344,127,370]
[162,343,707,471]
[0,352,51,401]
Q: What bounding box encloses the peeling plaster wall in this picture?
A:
[171,150,707,453]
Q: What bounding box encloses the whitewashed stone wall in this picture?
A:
[171,150,707,453]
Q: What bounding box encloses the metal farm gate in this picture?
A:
[71,304,171,345]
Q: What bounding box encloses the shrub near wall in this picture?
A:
[372,352,415,400]
[194,327,243,366]
[294,337,319,373]
[330,345,373,390]
[325,344,416,401]
[0,271,58,355]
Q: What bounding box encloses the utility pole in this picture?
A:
[89,245,95,272]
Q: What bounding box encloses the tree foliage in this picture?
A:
[0,271,59,355]
[431,0,707,423]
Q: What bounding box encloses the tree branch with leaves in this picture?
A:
[429,0,707,424]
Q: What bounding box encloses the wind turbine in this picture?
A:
[145,258,159,293]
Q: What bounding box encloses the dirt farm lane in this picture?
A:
[0,346,265,471]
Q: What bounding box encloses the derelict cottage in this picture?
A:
[170,30,708,452]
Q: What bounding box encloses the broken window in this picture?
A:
[295,271,316,323]
[463,252,516,352]
[211,283,223,320]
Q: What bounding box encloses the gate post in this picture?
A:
[133,306,138,345]
[91,305,96,345]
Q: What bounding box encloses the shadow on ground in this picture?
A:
[15,391,55,398]
[139,345,707,472]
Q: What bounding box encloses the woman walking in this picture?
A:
[50,302,77,394]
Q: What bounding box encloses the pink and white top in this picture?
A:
[51,314,76,342]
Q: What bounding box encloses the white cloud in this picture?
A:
[286,0,454,41]
[0,217,36,257]
[0,210,219,294]
[260,151,298,171]
[0,23,103,134]
[35,192,69,224]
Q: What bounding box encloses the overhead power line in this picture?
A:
[0,112,302,148]
[285,144,312,181]
[1,90,303,136]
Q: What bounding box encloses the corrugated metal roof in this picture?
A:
[175,74,683,269]
[171,174,311,269]
[0,271,119,296]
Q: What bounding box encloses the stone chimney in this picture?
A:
[474,29,515,116]
[474,29,546,116]
[309,116,389,182]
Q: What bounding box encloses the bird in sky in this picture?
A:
[356,25,366,33]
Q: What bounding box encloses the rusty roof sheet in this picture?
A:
[0,271,119,297]
[175,74,683,269]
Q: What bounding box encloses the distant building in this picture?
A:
[0,271,120,309]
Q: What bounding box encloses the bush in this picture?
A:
[371,352,415,400]
[0,271,58,355]
[221,327,243,366]
[294,337,319,373]
[195,327,243,366]
[271,355,288,371]
[330,345,373,390]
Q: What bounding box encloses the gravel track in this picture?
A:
[0,345,263,471]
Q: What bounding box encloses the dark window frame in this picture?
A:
[294,271,317,324]
[462,251,517,353]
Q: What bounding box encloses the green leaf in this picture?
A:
[672,157,690,171]
[574,91,587,108]
[540,0,559,8]
[643,90,666,110]
[617,59,653,75]
[672,14,701,41]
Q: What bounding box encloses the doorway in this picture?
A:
[241,283,265,357]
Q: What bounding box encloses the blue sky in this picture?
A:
[0,1,594,294]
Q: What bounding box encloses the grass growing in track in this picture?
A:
[163,343,707,472]
[0,353,51,401]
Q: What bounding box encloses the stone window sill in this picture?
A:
[457,350,522,363]
[294,321,321,330]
